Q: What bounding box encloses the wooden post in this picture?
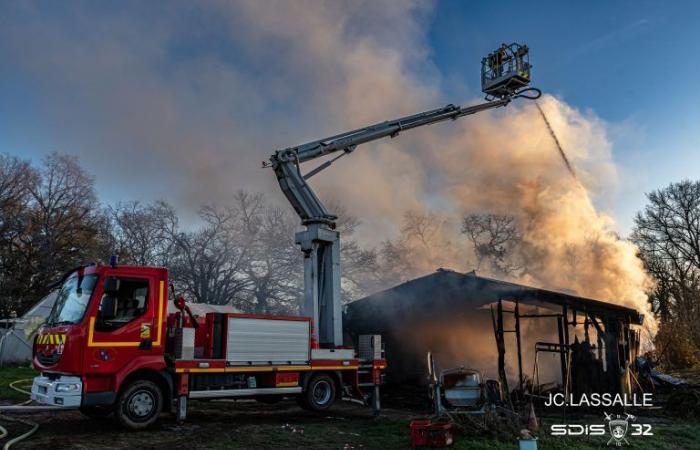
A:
[557,315,567,385]
[515,299,523,393]
[607,319,622,393]
[494,300,510,401]
[562,303,570,351]
[587,313,605,363]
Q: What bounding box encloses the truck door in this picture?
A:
[86,273,163,375]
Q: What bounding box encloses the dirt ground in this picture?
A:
[2,367,700,449]
[3,400,412,449]
[2,398,700,450]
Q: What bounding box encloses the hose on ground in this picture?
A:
[0,415,38,450]
[0,378,39,449]
[8,380,32,406]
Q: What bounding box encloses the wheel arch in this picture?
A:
[301,371,342,398]
[118,368,173,411]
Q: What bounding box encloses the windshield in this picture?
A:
[46,273,98,326]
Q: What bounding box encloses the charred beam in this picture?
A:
[519,313,563,318]
[557,315,567,385]
[515,299,523,393]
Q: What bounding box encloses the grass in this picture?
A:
[199,414,700,450]
[0,367,697,449]
[0,365,37,402]
[669,366,700,384]
[0,395,697,449]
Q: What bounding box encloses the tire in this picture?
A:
[299,374,337,412]
[115,380,162,430]
[80,406,113,419]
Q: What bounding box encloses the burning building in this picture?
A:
[345,268,643,396]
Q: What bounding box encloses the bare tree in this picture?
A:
[26,153,107,276]
[0,155,38,317]
[169,204,252,307]
[236,194,377,311]
[401,210,443,254]
[324,200,378,302]
[461,213,522,277]
[375,210,448,288]
[633,180,700,361]
[234,192,302,313]
[110,200,178,266]
[0,153,110,317]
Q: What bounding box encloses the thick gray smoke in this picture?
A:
[1,2,653,331]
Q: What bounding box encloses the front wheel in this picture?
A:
[115,380,162,430]
[298,374,337,411]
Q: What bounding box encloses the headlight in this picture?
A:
[55,383,80,393]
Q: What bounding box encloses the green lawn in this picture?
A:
[0,365,37,403]
[0,368,696,449]
[199,415,700,450]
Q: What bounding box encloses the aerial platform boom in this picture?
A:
[267,43,540,347]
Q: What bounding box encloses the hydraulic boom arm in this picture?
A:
[269,96,515,227]
[266,43,540,347]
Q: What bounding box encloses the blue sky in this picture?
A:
[1,1,699,235]
[428,1,700,233]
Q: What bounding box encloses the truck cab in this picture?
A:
[32,264,170,426]
[31,263,385,430]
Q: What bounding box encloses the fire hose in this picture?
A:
[0,379,39,450]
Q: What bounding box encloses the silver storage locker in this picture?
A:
[174,327,195,360]
[358,334,382,361]
[226,317,310,365]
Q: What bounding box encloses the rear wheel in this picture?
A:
[115,380,162,430]
[298,374,337,411]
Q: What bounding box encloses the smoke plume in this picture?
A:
[0,2,653,328]
[438,96,655,326]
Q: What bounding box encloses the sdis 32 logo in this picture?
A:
[550,413,653,446]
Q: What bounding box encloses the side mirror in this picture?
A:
[103,276,120,294]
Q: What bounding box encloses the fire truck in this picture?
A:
[30,43,538,430]
[31,263,385,429]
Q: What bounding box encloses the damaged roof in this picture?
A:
[346,268,643,326]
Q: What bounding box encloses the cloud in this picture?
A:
[0,1,437,216]
[0,1,653,327]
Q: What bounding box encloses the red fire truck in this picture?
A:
[31,263,385,429]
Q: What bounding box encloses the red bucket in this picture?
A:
[409,418,454,448]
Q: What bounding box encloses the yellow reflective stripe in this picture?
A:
[174,365,359,374]
[277,366,314,371]
[87,317,95,344]
[87,278,164,348]
[38,334,68,344]
[176,366,312,374]
[87,317,139,347]
[153,281,164,347]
